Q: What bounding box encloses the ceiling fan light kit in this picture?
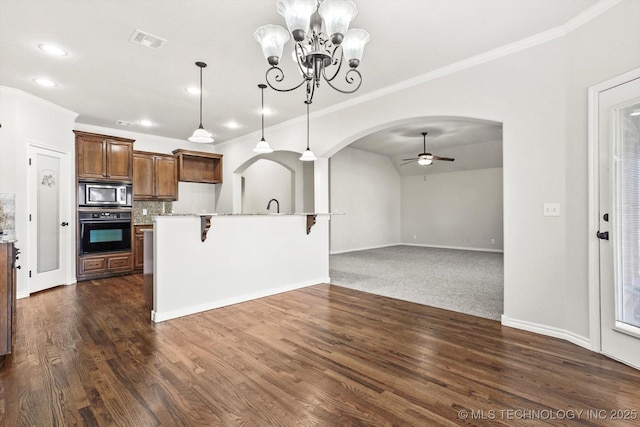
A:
[401,132,455,167]
[188,61,214,143]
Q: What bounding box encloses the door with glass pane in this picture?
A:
[598,76,640,368]
[28,145,71,293]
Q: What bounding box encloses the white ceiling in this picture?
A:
[0,0,597,173]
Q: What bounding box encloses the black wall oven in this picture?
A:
[79,211,132,255]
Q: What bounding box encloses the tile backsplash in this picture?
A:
[133,201,173,224]
[0,193,16,235]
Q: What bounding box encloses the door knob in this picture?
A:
[597,231,609,240]
[60,221,69,226]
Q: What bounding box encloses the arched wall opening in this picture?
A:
[327,115,504,319]
[232,150,314,214]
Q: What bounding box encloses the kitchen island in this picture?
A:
[150,213,331,322]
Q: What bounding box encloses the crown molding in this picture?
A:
[0,85,78,119]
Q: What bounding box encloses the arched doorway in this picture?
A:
[329,116,504,320]
[233,151,314,214]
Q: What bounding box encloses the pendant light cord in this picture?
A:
[306,101,310,150]
[261,86,265,140]
[199,66,203,127]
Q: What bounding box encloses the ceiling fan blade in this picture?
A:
[433,156,455,161]
[401,158,418,161]
[400,160,418,166]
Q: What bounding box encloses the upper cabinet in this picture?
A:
[133,151,178,201]
[172,149,223,184]
[74,131,134,182]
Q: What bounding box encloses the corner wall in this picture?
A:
[329,147,401,253]
[401,168,503,251]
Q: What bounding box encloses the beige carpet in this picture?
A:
[329,245,504,321]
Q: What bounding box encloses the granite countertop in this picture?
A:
[0,236,17,243]
[154,212,342,217]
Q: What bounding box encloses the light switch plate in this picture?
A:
[543,203,560,217]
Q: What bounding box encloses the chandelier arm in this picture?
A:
[265,66,308,93]
[322,45,344,83]
[294,42,313,79]
[323,68,363,94]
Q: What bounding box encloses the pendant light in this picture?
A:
[299,101,316,161]
[188,61,214,143]
[253,84,274,153]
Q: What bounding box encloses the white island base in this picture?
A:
[151,214,330,322]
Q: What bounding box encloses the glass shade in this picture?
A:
[253,138,274,153]
[299,148,317,161]
[277,0,317,36]
[318,0,358,39]
[418,158,433,166]
[254,24,291,63]
[342,28,370,62]
[189,126,214,143]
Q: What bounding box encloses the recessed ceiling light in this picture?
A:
[33,78,56,87]
[186,87,200,95]
[38,43,67,56]
[261,107,274,116]
[226,121,240,129]
[139,119,153,127]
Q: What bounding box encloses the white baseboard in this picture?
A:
[330,242,402,255]
[402,243,504,253]
[501,315,591,350]
[151,277,329,323]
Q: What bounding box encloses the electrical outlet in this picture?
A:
[491,239,496,244]
[543,203,560,217]
[142,208,148,215]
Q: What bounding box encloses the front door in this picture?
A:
[598,74,640,368]
[28,144,72,293]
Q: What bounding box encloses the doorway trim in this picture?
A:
[27,140,76,293]
[588,68,640,352]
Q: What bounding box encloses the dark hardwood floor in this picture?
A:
[1,274,639,426]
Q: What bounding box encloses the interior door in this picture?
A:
[28,144,71,293]
[598,76,640,368]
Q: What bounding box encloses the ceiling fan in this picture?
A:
[401,132,455,166]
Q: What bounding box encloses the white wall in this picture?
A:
[243,159,292,213]
[329,147,401,253]
[153,215,330,322]
[401,168,503,251]
[0,87,78,295]
[216,1,640,347]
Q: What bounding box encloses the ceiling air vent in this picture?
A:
[129,29,166,49]
[115,120,134,127]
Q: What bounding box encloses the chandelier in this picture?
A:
[254,0,370,104]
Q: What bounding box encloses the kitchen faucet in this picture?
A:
[266,198,280,213]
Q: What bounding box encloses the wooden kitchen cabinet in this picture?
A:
[77,251,133,281]
[172,149,223,184]
[133,151,178,201]
[74,130,134,182]
[133,224,153,272]
[0,242,17,364]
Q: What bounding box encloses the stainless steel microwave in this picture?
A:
[78,182,132,207]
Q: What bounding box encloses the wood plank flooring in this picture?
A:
[1,274,639,426]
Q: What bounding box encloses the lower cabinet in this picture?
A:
[134,224,153,272]
[1,242,16,364]
[77,251,133,281]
